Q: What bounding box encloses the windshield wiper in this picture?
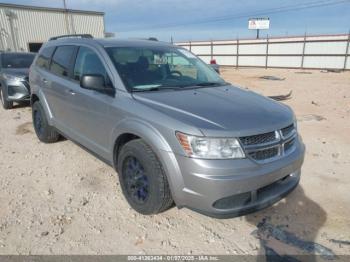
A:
[179,82,226,89]
[131,86,179,92]
[194,82,226,87]
[131,82,228,92]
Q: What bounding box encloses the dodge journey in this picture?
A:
[29,34,305,218]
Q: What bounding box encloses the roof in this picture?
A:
[96,38,174,48]
[46,37,175,48]
[0,2,104,16]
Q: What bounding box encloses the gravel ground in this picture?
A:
[0,68,349,257]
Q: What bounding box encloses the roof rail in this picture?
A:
[49,34,93,41]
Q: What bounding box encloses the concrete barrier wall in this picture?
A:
[176,34,350,70]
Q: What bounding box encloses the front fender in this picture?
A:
[110,118,173,153]
[110,118,186,205]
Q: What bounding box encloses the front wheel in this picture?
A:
[117,139,173,215]
[32,101,60,143]
[0,87,13,110]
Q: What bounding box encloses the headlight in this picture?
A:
[2,74,23,82]
[176,132,245,159]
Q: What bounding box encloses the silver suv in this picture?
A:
[29,35,305,218]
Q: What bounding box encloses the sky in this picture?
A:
[2,0,350,41]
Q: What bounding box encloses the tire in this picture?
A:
[117,139,173,215]
[32,101,60,143]
[0,87,13,110]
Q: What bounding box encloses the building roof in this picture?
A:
[0,2,104,16]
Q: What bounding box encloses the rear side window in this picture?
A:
[50,46,76,77]
[35,46,55,69]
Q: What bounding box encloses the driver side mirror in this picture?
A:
[80,74,106,91]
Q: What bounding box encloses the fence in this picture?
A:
[176,33,350,70]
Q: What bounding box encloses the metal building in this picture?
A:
[0,3,105,52]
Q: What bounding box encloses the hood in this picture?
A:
[2,68,29,78]
[133,85,294,137]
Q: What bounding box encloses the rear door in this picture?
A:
[31,45,56,111]
[45,45,78,133]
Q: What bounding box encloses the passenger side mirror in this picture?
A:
[80,74,106,91]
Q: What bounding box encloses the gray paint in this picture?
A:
[30,38,305,217]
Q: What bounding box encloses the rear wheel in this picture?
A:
[117,139,173,215]
[0,87,13,110]
[32,101,60,143]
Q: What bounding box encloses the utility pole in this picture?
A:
[256,29,260,39]
[63,0,70,34]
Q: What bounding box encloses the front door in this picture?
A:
[63,46,117,160]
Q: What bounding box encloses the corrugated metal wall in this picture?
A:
[0,6,104,52]
[177,34,350,70]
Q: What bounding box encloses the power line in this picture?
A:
[120,0,349,31]
[117,0,350,32]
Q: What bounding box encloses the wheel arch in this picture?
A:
[111,119,173,168]
[30,90,54,125]
[111,119,185,205]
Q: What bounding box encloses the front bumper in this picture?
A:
[169,137,305,218]
[6,79,30,102]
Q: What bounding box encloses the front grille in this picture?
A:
[249,147,279,161]
[239,124,296,162]
[212,174,297,210]
[7,85,16,96]
[284,139,295,152]
[213,191,251,209]
[240,131,276,146]
[21,81,30,92]
[281,124,294,137]
[257,175,292,198]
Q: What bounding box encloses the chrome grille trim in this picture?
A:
[239,124,297,163]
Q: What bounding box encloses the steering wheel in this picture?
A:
[169,70,183,77]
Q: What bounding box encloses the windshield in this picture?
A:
[1,53,35,69]
[105,46,226,91]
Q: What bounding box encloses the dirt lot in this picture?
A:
[0,68,349,258]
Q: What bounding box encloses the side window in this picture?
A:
[35,46,55,70]
[74,47,113,89]
[50,46,76,77]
